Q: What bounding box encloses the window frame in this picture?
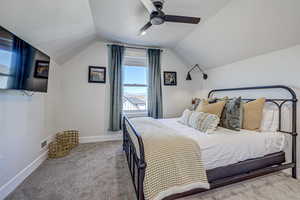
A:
[122,65,148,116]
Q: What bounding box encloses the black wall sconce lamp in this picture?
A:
[186,64,208,80]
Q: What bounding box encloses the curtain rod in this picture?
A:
[106,44,163,52]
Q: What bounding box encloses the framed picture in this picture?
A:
[34,60,50,79]
[163,71,177,86]
[88,66,106,83]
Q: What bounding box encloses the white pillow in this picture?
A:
[188,111,220,134]
[178,109,193,125]
[260,104,279,132]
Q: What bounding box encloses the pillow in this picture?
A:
[190,98,202,111]
[220,97,243,131]
[260,104,279,132]
[188,111,220,133]
[178,109,193,125]
[196,100,226,118]
[243,98,266,130]
[208,96,229,104]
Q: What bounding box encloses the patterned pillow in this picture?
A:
[220,97,243,131]
[188,111,220,133]
[178,109,193,125]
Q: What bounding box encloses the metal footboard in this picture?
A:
[123,116,146,200]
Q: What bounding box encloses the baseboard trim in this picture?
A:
[0,151,48,200]
[79,134,122,144]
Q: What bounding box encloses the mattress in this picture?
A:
[158,118,285,170]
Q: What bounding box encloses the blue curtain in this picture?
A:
[147,49,163,118]
[11,36,30,89]
[108,45,125,131]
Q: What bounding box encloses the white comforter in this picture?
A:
[158,118,285,170]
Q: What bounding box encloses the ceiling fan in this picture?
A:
[139,0,201,35]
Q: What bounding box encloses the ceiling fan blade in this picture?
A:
[139,22,152,35]
[140,0,157,13]
[164,15,201,24]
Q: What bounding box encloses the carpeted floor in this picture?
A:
[6,141,300,200]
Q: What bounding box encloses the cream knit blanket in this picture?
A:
[128,117,209,200]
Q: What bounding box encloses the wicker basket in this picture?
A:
[56,130,79,151]
[48,141,70,159]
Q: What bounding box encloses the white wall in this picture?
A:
[161,49,196,118]
[0,61,62,193]
[195,44,300,174]
[58,41,195,138]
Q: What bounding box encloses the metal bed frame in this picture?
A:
[123,85,298,200]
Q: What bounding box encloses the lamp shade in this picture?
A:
[186,72,192,80]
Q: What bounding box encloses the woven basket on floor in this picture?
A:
[48,141,70,158]
[56,130,79,151]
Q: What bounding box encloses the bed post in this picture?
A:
[292,98,297,178]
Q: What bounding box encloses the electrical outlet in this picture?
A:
[41,140,47,149]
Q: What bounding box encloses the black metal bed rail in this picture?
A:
[123,116,146,200]
[208,85,298,178]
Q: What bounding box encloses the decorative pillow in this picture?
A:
[178,109,193,125]
[208,96,229,104]
[220,97,243,131]
[243,98,266,130]
[196,100,226,118]
[260,104,279,132]
[188,111,220,133]
[190,98,202,111]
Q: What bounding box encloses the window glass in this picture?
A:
[123,65,148,113]
[123,65,147,85]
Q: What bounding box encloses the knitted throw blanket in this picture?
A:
[129,117,209,200]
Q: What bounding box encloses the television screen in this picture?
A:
[0,26,50,93]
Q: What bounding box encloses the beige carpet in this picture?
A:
[6,141,300,200]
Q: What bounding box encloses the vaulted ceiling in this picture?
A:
[89,0,230,47]
[0,0,300,68]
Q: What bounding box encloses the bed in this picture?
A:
[122,85,298,200]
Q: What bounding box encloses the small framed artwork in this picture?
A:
[34,60,50,79]
[88,66,106,83]
[163,71,177,86]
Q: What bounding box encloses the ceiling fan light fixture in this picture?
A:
[140,31,147,36]
[151,17,164,25]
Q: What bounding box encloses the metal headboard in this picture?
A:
[208,85,298,177]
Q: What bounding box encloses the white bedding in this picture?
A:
[158,118,285,170]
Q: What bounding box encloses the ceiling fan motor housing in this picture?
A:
[150,10,165,25]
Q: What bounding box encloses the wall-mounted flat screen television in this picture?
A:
[0,26,50,93]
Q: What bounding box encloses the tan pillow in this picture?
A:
[243,98,266,130]
[196,100,226,118]
[195,99,209,111]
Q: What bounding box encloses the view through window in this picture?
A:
[123,65,148,113]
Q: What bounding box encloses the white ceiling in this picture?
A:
[0,0,96,64]
[89,0,230,47]
[174,0,300,68]
[0,0,300,68]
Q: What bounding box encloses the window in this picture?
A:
[0,34,13,88]
[122,49,148,114]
